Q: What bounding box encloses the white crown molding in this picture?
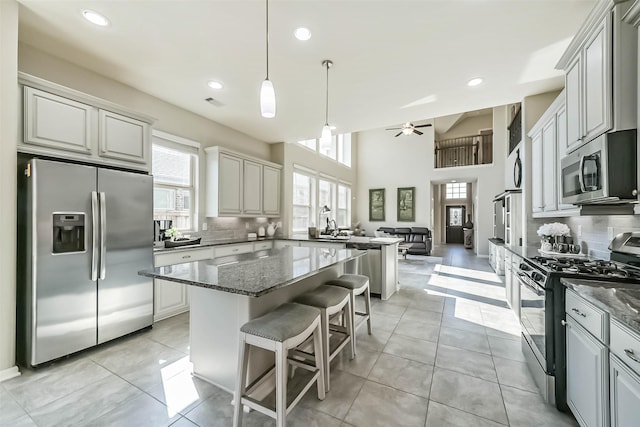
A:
[622,0,640,26]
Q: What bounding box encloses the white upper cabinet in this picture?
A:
[243,160,263,215]
[263,165,281,216]
[557,2,637,154]
[531,131,543,213]
[205,146,282,218]
[20,73,154,171]
[99,110,149,165]
[23,87,93,154]
[542,118,557,212]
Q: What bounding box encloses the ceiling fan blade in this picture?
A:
[394,132,403,137]
[414,129,424,135]
[414,124,432,128]
[386,127,402,130]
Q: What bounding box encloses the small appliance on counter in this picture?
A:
[154,220,173,242]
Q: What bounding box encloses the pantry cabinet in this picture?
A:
[205,147,282,218]
[20,73,153,172]
[557,1,637,153]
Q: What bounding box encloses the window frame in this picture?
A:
[151,130,200,232]
[292,169,317,233]
[445,182,467,200]
[295,133,352,168]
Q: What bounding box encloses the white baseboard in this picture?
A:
[0,366,21,383]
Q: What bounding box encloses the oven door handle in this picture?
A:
[517,274,544,296]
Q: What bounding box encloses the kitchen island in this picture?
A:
[139,246,365,392]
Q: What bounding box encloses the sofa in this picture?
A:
[376,226,432,256]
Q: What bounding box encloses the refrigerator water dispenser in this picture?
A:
[52,213,85,253]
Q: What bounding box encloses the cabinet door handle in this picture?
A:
[561,320,567,327]
[571,308,586,317]
[182,255,191,259]
[624,348,640,364]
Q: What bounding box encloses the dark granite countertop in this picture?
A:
[560,278,640,333]
[140,246,366,297]
[154,235,401,253]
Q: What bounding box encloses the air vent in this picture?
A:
[205,97,224,107]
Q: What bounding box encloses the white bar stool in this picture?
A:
[294,285,354,392]
[233,302,325,427]
[326,274,372,354]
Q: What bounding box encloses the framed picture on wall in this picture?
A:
[397,187,415,222]
[369,188,385,221]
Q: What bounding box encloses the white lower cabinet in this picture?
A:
[610,354,640,427]
[566,316,609,427]
[153,247,214,321]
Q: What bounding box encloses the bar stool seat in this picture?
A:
[233,303,325,427]
[294,285,354,392]
[326,274,372,350]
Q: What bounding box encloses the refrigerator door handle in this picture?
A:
[99,192,107,280]
[91,191,99,281]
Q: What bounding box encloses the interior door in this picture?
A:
[446,206,465,244]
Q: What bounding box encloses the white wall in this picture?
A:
[0,0,19,381]
[18,43,272,231]
[356,106,507,256]
[435,113,492,140]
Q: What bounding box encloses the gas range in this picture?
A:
[517,232,640,412]
[524,255,640,284]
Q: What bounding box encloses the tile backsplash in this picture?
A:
[528,215,640,260]
[191,217,281,243]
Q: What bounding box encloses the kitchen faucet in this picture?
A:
[328,219,338,236]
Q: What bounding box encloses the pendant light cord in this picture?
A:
[265,0,269,79]
[325,62,329,125]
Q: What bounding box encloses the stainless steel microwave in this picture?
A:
[560,130,637,205]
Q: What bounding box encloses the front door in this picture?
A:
[446,206,465,244]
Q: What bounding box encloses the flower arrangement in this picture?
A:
[537,222,570,237]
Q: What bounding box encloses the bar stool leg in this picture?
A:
[320,310,331,392]
[349,292,357,356]
[364,285,372,335]
[275,342,287,427]
[233,335,249,427]
[312,322,326,400]
[347,299,355,360]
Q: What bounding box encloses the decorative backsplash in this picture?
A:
[191,217,282,243]
[528,215,640,260]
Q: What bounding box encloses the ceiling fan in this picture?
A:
[386,122,432,137]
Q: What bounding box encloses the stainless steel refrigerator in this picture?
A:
[17,157,153,367]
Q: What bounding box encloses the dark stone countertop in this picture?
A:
[140,246,366,297]
[154,235,402,253]
[560,278,640,333]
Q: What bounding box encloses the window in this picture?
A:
[445,183,467,199]
[152,132,199,231]
[293,167,351,233]
[296,133,351,167]
[337,184,351,228]
[293,171,316,232]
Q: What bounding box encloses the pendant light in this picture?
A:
[321,59,333,139]
[260,0,276,118]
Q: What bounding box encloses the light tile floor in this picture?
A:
[0,244,579,427]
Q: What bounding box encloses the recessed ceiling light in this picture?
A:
[294,27,311,41]
[451,180,457,183]
[467,77,484,87]
[207,80,223,90]
[82,10,110,27]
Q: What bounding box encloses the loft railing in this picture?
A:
[434,131,493,168]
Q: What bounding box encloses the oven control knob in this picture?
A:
[633,189,638,197]
[531,272,544,282]
[519,263,530,271]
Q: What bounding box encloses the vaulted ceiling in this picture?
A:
[17,0,595,143]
